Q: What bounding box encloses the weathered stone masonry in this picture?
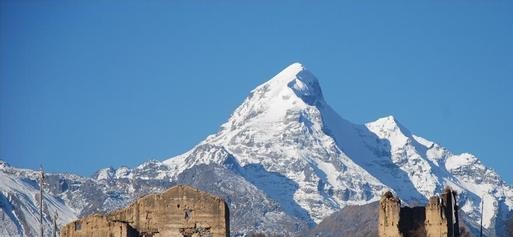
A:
[379,188,459,237]
[60,185,230,237]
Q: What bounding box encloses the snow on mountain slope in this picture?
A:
[166,62,513,236]
[2,62,513,236]
[0,159,181,237]
[0,162,77,236]
[196,63,387,223]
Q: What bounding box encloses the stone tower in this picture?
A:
[425,188,459,237]
[379,191,402,237]
[378,188,459,237]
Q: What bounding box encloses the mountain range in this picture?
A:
[1,63,512,236]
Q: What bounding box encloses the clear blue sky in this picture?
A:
[1,1,512,182]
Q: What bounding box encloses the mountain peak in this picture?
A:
[261,62,323,106]
[368,116,409,133]
[366,115,413,146]
[261,62,313,86]
[374,115,399,127]
[213,62,326,139]
[281,62,306,75]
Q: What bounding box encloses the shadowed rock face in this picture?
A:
[60,185,229,237]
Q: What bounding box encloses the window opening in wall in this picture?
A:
[179,226,212,237]
[74,222,81,231]
[184,208,192,221]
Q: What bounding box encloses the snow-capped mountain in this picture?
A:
[0,161,78,236]
[1,63,512,236]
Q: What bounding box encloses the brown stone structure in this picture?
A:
[379,191,402,237]
[378,188,459,237]
[60,185,230,237]
[59,215,139,237]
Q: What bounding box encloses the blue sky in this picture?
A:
[1,1,512,182]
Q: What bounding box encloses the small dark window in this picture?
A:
[74,222,81,230]
[184,208,192,221]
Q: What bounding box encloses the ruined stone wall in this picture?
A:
[443,189,459,237]
[60,185,229,237]
[109,185,229,237]
[378,188,459,237]
[60,214,138,237]
[425,196,448,237]
[378,191,402,237]
[425,189,459,237]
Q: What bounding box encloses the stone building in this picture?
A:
[378,187,459,237]
[60,185,230,237]
[59,214,139,237]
